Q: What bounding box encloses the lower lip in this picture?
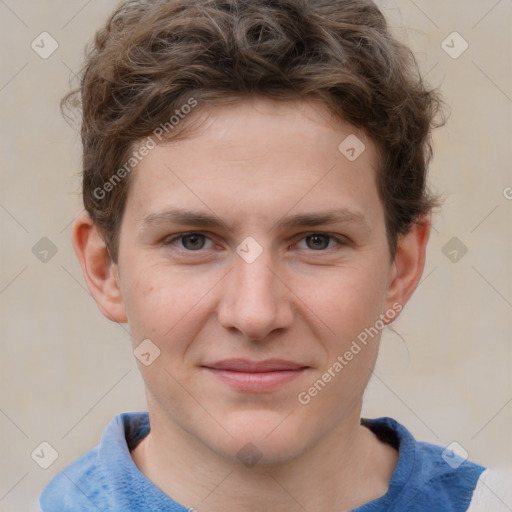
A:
[204,368,307,392]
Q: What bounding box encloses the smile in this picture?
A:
[202,359,309,392]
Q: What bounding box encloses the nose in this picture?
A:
[217,246,294,341]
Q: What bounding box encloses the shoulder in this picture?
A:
[39,412,151,512]
[403,440,486,511]
[361,417,487,512]
[39,443,108,511]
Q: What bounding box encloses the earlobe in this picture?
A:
[72,211,127,323]
[384,215,431,321]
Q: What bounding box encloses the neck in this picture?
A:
[131,401,398,512]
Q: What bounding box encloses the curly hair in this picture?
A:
[63,0,444,262]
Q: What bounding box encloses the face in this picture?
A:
[113,98,401,464]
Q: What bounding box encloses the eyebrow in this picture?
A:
[140,207,370,232]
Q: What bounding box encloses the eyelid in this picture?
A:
[298,231,347,241]
[164,231,215,248]
[292,231,349,249]
[164,230,349,252]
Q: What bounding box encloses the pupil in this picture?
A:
[183,234,204,250]
[308,234,328,250]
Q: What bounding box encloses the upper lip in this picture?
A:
[203,359,308,372]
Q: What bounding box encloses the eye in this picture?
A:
[296,233,345,251]
[166,232,214,251]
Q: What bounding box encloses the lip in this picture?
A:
[202,359,309,392]
[204,358,307,372]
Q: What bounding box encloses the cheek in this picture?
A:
[308,264,389,336]
[120,264,217,345]
[298,270,387,402]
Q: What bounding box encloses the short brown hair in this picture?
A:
[64,0,444,262]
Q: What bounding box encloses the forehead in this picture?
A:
[124,98,384,230]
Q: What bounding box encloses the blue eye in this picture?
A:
[305,234,331,250]
[164,231,346,254]
[297,233,343,251]
[167,233,214,251]
[182,234,206,250]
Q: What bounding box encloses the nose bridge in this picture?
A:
[235,247,276,300]
[217,243,292,339]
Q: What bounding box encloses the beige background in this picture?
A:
[1,1,511,510]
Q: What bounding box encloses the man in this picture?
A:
[40,0,487,510]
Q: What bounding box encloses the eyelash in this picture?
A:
[164,231,348,253]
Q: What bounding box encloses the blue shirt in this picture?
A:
[40,412,486,511]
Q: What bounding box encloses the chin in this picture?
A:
[207,410,312,466]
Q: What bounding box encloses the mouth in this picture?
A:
[202,359,309,392]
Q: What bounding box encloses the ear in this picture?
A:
[72,211,127,323]
[384,215,431,322]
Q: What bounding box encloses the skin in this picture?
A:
[73,97,430,511]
